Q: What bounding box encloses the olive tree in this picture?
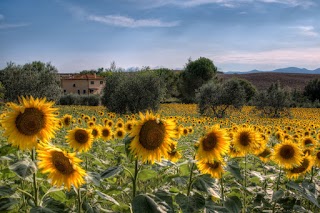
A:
[101,71,163,114]
[197,78,246,117]
[0,61,62,102]
[254,81,291,117]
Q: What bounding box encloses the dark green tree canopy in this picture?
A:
[0,61,62,102]
[179,57,218,103]
[304,78,320,102]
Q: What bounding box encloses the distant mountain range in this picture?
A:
[225,67,320,74]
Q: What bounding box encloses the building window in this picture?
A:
[63,90,66,94]
[73,84,76,87]
[100,81,103,84]
[77,90,80,95]
[83,90,86,94]
[90,81,94,84]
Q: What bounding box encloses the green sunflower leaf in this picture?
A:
[175,193,205,213]
[132,194,165,213]
[100,166,123,179]
[9,158,37,179]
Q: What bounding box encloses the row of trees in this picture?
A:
[1,59,320,118]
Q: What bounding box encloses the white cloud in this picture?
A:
[0,14,4,20]
[291,25,319,37]
[87,15,179,28]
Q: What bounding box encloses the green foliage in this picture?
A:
[304,78,320,102]
[254,81,291,117]
[197,78,246,117]
[59,94,81,105]
[179,57,217,103]
[0,81,5,100]
[153,68,179,102]
[101,71,163,114]
[0,61,62,102]
[237,78,257,103]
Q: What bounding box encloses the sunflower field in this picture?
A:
[1,97,320,212]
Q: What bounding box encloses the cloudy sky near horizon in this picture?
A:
[1,0,320,73]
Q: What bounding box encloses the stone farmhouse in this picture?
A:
[60,73,105,95]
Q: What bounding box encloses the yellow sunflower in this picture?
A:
[90,125,101,139]
[314,150,320,168]
[167,143,181,163]
[286,155,314,180]
[116,120,124,129]
[300,136,316,151]
[66,128,94,152]
[129,111,177,164]
[271,140,303,169]
[114,128,126,139]
[62,114,72,128]
[1,96,58,150]
[100,126,113,141]
[257,147,272,163]
[228,143,246,158]
[196,160,225,179]
[232,127,260,154]
[37,143,86,190]
[125,120,135,133]
[195,126,229,162]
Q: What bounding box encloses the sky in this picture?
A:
[1,0,320,73]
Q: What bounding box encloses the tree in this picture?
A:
[197,78,246,117]
[101,71,163,114]
[304,78,320,102]
[0,82,5,101]
[179,57,218,103]
[254,81,291,117]
[0,61,62,102]
[237,78,257,103]
[153,68,179,102]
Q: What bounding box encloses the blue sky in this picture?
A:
[1,0,320,73]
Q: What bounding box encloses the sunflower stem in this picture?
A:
[310,166,315,183]
[220,174,224,205]
[272,167,282,213]
[243,155,247,213]
[77,187,82,213]
[132,159,139,199]
[187,162,195,197]
[31,148,39,207]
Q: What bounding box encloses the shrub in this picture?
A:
[59,94,81,105]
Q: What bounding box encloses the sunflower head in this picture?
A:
[167,143,181,163]
[62,114,72,127]
[196,160,225,179]
[115,128,126,139]
[271,140,303,169]
[66,128,94,152]
[100,126,113,141]
[37,143,86,190]
[1,96,58,150]
[129,111,177,164]
[196,127,229,162]
[286,155,314,180]
[233,127,260,154]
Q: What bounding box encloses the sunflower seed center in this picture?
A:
[280,145,295,159]
[15,108,45,136]
[203,132,218,151]
[51,151,74,175]
[75,129,89,144]
[239,132,251,146]
[139,120,165,150]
